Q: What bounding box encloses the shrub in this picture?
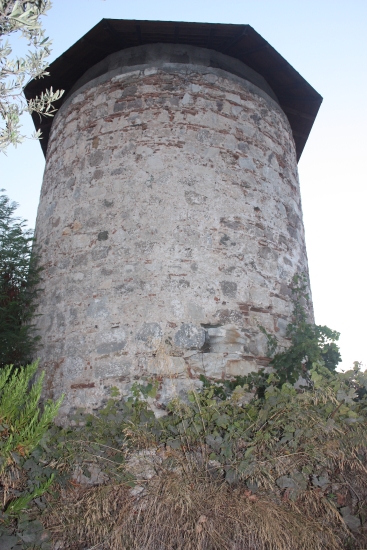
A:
[262,273,342,385]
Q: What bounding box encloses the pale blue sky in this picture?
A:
[1,0,366,369]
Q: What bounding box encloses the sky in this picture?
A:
[1,0,366,370]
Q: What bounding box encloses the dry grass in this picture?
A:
[37,379,367,549]
[44,458,348,550]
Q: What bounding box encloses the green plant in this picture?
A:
[0,361,62,516]
[0,191,42,368]
[268,274,342,385]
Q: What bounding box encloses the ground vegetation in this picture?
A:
[0,277,366,549]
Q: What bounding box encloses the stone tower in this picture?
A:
[25,20,322,419]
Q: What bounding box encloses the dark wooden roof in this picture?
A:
[24,19,322,160]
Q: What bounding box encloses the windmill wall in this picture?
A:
[34,44,312,419]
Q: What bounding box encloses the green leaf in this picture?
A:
[244,446,255,458]
[215,414,230,428]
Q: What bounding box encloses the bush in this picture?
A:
[262,273,342,385]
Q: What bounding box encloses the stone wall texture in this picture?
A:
[34,45,312,419]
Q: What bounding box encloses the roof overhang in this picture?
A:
[24,19,322,160]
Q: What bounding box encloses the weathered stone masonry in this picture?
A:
[33,42,313,419]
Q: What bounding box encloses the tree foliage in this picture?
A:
[0,0,63,151]
[0,190,41,367]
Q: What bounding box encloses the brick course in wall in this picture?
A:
[34,46,312,420]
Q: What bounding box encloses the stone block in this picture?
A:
[147,355,187,377]
[159,378,203,404]
[220,281,237,298]
[136,323,162,346]
[239,156,256,171]
[207,325,246,353]
[188,352,225,378]
[174,323,206,350]
[94,360,132,379]
[86,296,109,318]
[187,302,205,322]
[225,358,257,377]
